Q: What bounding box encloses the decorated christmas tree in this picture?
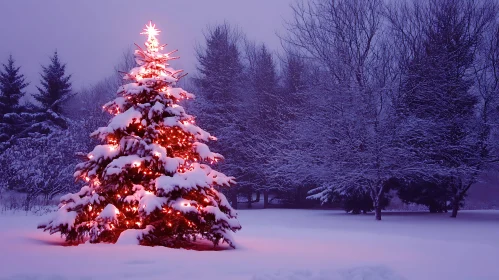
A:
[39,22,241,248]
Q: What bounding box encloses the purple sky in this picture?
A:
[0,0,294,95]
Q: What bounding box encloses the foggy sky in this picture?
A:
[0,0,294,96]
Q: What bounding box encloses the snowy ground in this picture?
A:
[0,209,498,280]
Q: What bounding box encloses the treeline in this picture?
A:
[0,49,134,210]
[0,52,81,210]
[192,0,499,219]
[1,0,499,219]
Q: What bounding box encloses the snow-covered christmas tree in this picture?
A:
[39,22,241,248]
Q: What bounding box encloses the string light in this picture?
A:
[41,21,240,246]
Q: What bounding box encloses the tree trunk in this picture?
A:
[230,190,238,209]
[255,191,261,203]
[450,190,466,218]
[374,205,382,221]
[295,187,301,207]
[24,196,31,212]
[450,199,459,218]
[263,191,269,209]
[247,192,252,209]
[373,185,385,221]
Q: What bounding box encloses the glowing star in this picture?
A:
[141,21,160,41]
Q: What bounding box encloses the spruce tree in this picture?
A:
[0,55,28,114]
[282,51,306,95]
[34,51,72,114]
[398,0,491,217]
[39,22,241,248]
[196,23,243,104]
[252,45,278,97]
[247,44,280,208]
[0,55,29,142]
[195,23,244,208]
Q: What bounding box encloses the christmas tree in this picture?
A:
[39,22,241,248]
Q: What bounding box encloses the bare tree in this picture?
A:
[113,46,136,86]
[285,0,408,220]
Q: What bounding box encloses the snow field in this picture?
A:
[0,209,498,280]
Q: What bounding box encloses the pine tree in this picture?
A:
[39,22,241,248]
[397,0,494,217]
[282,51,306,95]
[0,55,28,114]
[34,51,72,114]
[246,43,281,208]
[267,50,315,207]
[196,23,243,104]
[251,45,278,98]
[195,23,244,208]
[0,55,29,142]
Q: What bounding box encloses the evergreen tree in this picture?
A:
[398,0,495,217]
[282,50,307,95]
[396,177,452,213]
[0,55,28,114]
[196,23,243,104]
[246,43,281,207]
[34,51,72,114]
[251,45,278,98]
[39,22,241,248]
[0,55,29,142]
[195,23,244,208]
[266,51,318,208]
